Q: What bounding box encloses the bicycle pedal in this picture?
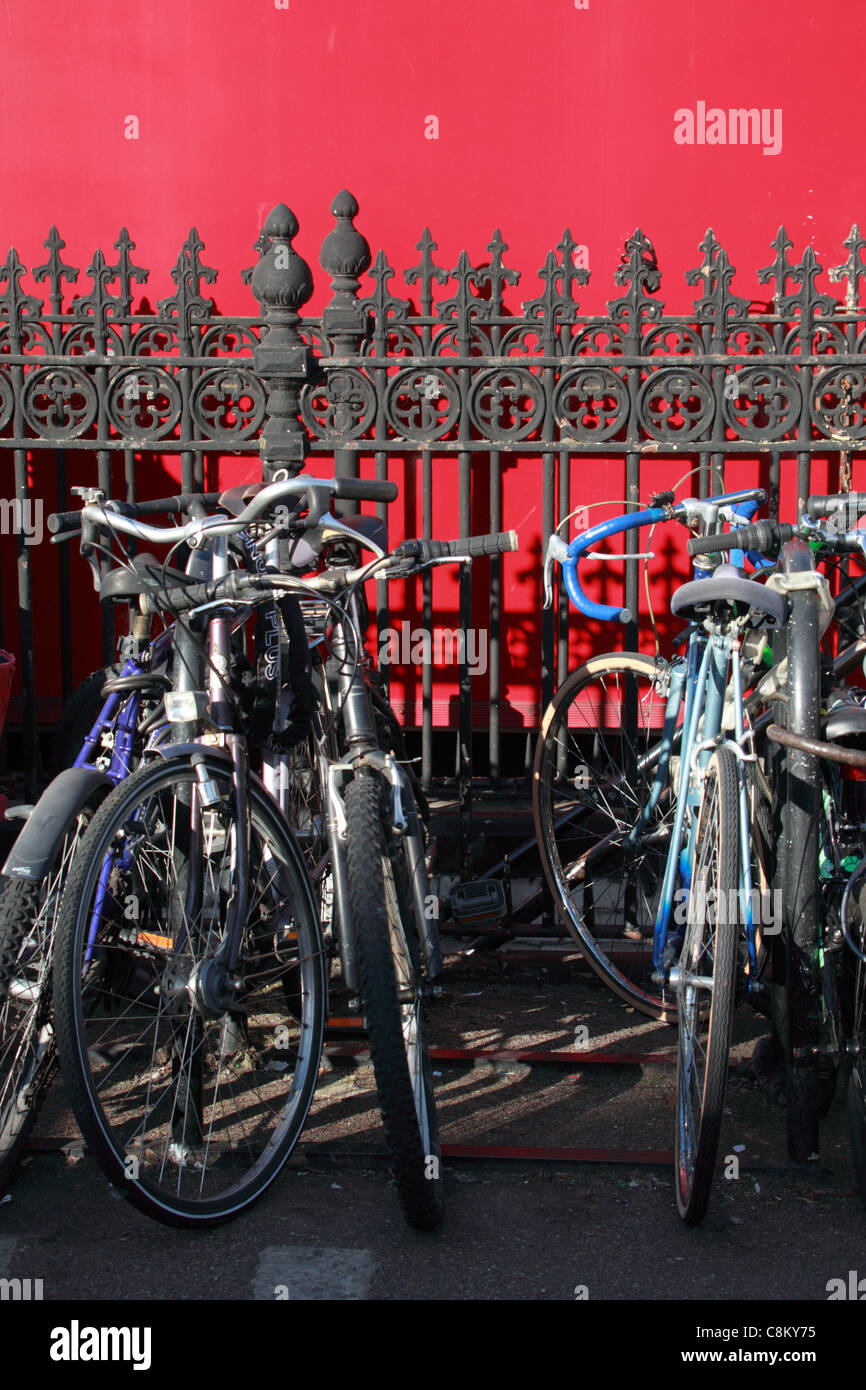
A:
[448,879,507,933]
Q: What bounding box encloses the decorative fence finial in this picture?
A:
[251,203,314,477]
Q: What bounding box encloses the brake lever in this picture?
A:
[543,534,570,609]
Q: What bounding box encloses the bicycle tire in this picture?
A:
[0,881,55,1192]
[52,754,327,1227]
[675,747,739,1225]
[847,1065,866,1209]
[533,652,678,1021]
[344,769,444,1231]
[0,792,106,1194]
[842,860,866,1206]
[281,703,332,883]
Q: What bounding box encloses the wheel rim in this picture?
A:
[536,658,677,1015]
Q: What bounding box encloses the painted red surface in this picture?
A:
[0,0,861,724]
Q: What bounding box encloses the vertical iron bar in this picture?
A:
[489,448,501,785]
[698,449,710,500]
[13,447,36,791]
[541,453,556,714]
[557,449,570,692]
[421,449,433,792]
[55,448,72,704]
[458,445,472,878]
[374,444,389,701]
[768,450,781,521]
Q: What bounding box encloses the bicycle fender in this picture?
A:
[2,767,113,882]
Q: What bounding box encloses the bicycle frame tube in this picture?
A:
[653,632,712,966]
[730,650,760,985]
[632,659,688,836]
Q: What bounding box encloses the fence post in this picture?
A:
[251,204,314,481]
[320,190,372,513]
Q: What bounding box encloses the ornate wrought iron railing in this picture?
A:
[2,194,866,865]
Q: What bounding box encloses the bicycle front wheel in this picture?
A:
[344,769,443,1231]
[675,747,739,1225]
[52,754,327,1227]
[533,652,678,1020]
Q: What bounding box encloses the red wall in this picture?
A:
[0,0,862,723]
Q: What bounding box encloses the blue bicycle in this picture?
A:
[534,486,792,1221]
[533,489,771,1012]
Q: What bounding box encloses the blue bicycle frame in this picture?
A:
[553,487,766,992]
[73,629,173,784]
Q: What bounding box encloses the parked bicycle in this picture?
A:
[532,488,770,1024]
[0,488,224,1196]
[690,495,866,1210]
[45,475,515,1228]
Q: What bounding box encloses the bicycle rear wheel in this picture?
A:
[675,747,739,1225]
[533,652,678,1020]
[52,754,327,1227]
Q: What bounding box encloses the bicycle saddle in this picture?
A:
[336,513,388,553]
[218,481,270,516]
[671,564,788,629]
[100,555,198,604]
[824,693,866,743]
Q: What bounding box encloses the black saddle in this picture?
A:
[671,564,787,629]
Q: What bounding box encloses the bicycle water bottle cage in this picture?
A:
[671,564,788,628]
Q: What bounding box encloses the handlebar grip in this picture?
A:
[48,492,223,535]
[332,478,398,503]
[139,568,262,616]
[806,493,866,520]
[687,520,794,557]
[122,491,222,517]
[413,531,517,559]
[455,530,517,557]
[47,510,82,535]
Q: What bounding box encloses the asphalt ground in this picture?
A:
[2,943,865,1335]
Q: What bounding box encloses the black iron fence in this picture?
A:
[3,194,866,860]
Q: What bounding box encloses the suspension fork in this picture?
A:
[327,601,443,987]
[203,534,250,973]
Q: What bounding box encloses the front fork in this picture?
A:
[652,631,737,976]
[325,610,442,998]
